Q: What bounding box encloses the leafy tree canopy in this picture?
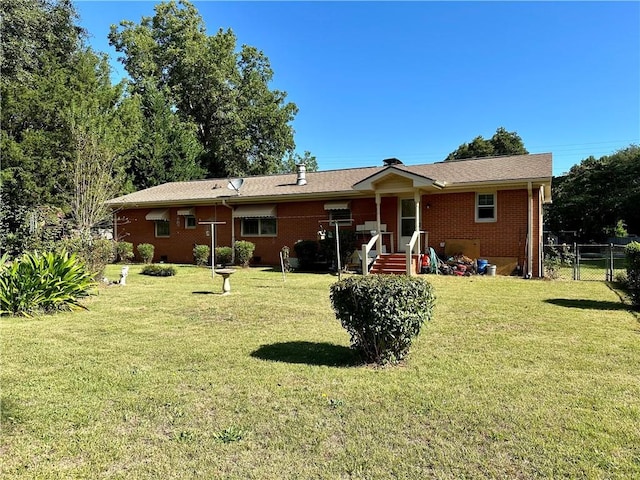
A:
[279,151,319,174]
[545,145,640,242]
[445,127,529,161]
[109,0,299,178]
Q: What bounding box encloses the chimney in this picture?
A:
[296,163,307,186]
[383,157,403,166]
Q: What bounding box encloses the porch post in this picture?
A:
[414,190,421,256]
[375,193,382,253]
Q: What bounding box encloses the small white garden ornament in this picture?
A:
[119,266,129,286]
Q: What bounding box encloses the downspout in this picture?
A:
[113,210,117,242]
[538,186,544,278]
[221,200,235,263]
[527,182,533,278]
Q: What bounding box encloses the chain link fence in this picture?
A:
[543,243,628,281]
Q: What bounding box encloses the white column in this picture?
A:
[376,193,382,253]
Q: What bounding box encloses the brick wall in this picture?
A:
[115,188,542,275]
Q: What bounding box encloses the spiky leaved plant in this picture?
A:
[0,250,97,317]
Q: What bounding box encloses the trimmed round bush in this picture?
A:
[294,240,319,271]
[234,241,255,267]
[330,275,436,365]
[140,264,177,277]
[193,244,210,267]
[215,246,233,265]
[137,243,155,264]
[116,241,134,263]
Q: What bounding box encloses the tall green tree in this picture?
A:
[546,145,640,242]
[446,127,528,161]
[128,82,204,190]
[1,0,142,254]
[109,0,299,178]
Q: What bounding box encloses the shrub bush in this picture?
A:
[193,244,210,267]
[0,250,97,316]
[215,246,233,265]
[234,241,255,267]
[293,240,319,271]
[625,241,640,308]
[61,236,116,279]
[137,243,155,264]
[140,264,177,277]
[330,275,436,365]
[116,241,134,263]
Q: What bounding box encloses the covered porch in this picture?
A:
[352,164,445,276]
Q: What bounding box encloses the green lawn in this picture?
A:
[2,265,639,479]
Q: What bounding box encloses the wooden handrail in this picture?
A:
[361,234,379,276]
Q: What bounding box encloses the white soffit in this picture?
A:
[145,209,170,221]
[232,204,277,218]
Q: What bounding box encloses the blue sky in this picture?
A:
[75,1,640,177]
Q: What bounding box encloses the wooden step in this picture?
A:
[369,254,419,275]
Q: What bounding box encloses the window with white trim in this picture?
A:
[155,220,170,237]
[185,215,196,229]
[476,193,496,222]
[241,218,277,237]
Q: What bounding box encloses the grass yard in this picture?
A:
[1,265,639,479]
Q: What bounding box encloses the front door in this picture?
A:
[399,198,416,251]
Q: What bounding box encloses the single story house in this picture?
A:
[105,153,552,277]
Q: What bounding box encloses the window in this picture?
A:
[330,209,351,221]
[241,218,277,237]
[185,215,196,229]
[155,220,170,237]
[476,193,496,222]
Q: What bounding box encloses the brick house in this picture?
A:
[105,153,552,277]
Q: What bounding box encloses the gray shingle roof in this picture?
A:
[106,153,552,207]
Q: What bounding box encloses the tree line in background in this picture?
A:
[1,1,637,262]
[0,0,315,257]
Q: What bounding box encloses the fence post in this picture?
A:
[573,242,579,280]
[608,243,614,281]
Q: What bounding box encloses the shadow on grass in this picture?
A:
[545,298,632,311]
[192,291,215,295]
[251,341,360,367]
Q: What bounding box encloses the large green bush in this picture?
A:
[0,251,97,316]
[293,240,319,271]
[215,246,233,265]
[60,236,116,279]
[330,275,436,365]
[137,243,155,264]
[234,241,255,267]
[193,244,210,267]
[116,241,134,263]
[625,241,640,308]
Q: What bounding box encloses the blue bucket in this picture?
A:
[477,259,488,274]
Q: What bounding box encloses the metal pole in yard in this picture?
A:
[199,221,226,279]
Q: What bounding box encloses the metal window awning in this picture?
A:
[177,208,195,216]
[145,209,170,221]
[232,204,277,218]
[324,201,351,210]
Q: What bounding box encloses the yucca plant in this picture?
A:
[0,250,97,317]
